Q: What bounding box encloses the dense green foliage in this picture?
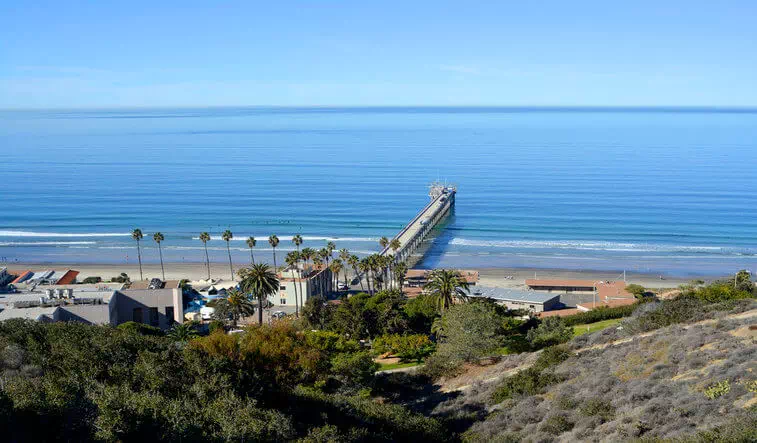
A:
[561,303,639,326]
[525,316,573,348]
[372,333,435,362]
[0,319,449,442]
[490,346,571,402]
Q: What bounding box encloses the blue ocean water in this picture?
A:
[1,107,756,276]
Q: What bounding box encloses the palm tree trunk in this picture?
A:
[296,247,304,310]
[204,243,211,280]
[136,240,143,281]
[226,242,234,279]
[343,267,348,291]
[272,248,277,271]
[355,266,365,291]
[258,293,263,325]
[292,269,299,317]
[158,243,165,281]
[249,248,254,265]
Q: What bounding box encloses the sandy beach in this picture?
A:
[3,261,719,290]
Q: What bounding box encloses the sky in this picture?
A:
[1,1,756,108]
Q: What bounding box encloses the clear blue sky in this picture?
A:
[1,1,756,108]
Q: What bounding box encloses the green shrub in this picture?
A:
[562,303,638,326]
[372,333,435,362]
[704,380,731,399]
[491,346,570,403]
[526,317,573,349]
[117,321,164,336]
[81,276,102,284]
[540,414,574,435]
[579,398,616,422]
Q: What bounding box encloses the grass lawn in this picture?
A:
[377,361,422,371]
[573,318,623,337]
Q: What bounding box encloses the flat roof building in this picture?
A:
[469,286,560,313]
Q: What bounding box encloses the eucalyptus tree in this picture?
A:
[199,232,211,280]
[348,254,364,291]
[424,269,470,312]
[268,234,280,271]
[131,228,144,281]
[152,232,165,281]
[285,251,300,316]
[246,236,256,265]
[238,263,279,325]
[221,230,234,279]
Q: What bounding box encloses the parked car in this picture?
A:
[337,283,349,291]
[271,311,287,319]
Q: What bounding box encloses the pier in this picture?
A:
[380,182,456,265]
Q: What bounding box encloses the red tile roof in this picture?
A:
[538,308,581,318]
[525,279,596,288]
[10,270,32,284]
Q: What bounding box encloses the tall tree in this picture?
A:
[285,251,301,316]
[379,236,389,251]
[313,256,324,296]
[131,228,144,281]
[292,234,304,306]
[389,239,402,288]
[152,232,165,281]
[393,261,408,293]
[330,259,343,291]
[359,257,373,295]
[348,254,364,291]
[319,248,331,293]
[268,235,280,271]
[199,232,211,280]
[424,269,470,312]
[222,230,234,279]
[214,288,256,327]
[238,263,280,325]
[246,236,256,265]
[339,248,350,288]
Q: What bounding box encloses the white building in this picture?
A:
[275,264,332,307]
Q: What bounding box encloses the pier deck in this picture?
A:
[380,183,456,264]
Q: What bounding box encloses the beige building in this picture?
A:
[275,264,332,307]
[0,284,183,329]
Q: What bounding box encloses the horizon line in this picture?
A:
[3,105,757,113]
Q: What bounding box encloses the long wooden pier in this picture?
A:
[380,182,456,264]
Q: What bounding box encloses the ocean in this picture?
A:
[1,107,756,276]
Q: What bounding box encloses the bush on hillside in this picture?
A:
[81,276,102,284]
[372,334,435,362]
[561,303,638,326]
[526,317,573,349]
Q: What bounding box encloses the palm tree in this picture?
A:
[424,269,470,312]
[348,254,363,291]
[246,236,256,264]
[338,248,350,289]
[389,238,401,255]
[153,232,165,280]
[221,230,234,279]
[326,241,336,256]
[238,263,280,325]
[131,228,144,281]
[215,288,256,327]
[268,235,280,270]
[389,239,401,288]
[379,236,389,251]
[285,251,300,316]
[312,256,324,296]
[393,261,408,293]
[301,247,315,267]
[199,232,211,280]
[330,259,343,291]
[167,323,199,342]
[359,257,373,295]
[292,234,304,306]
